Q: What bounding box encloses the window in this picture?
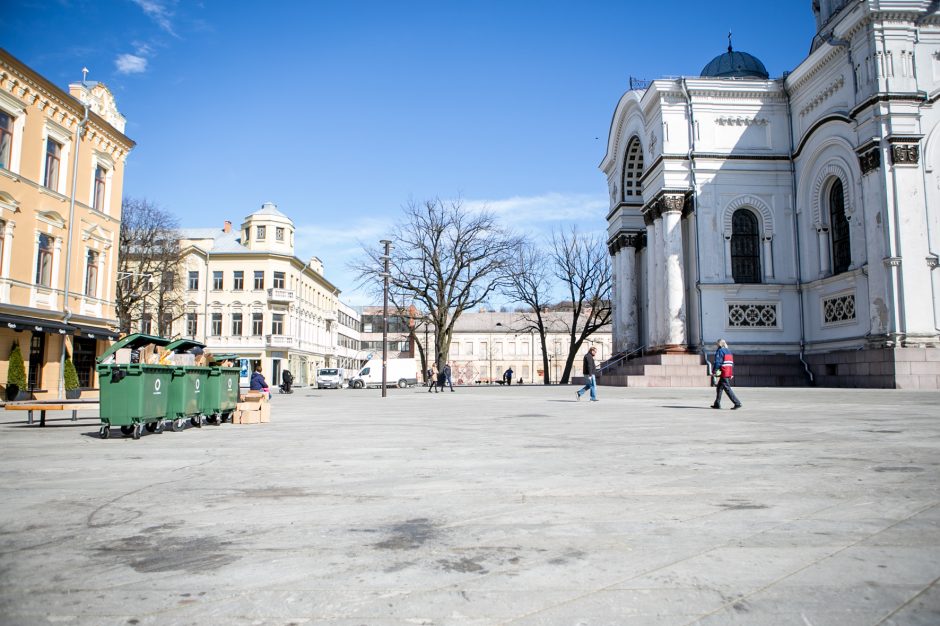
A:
[621,136,644,200]
[251,312,263,336]
[186,312,197,337]
[232,312,243,336]
[84,250,98,297]
[35,234,53,286]
[73,336,96,388]
[276,227,284,241]
[829,179,851,274]
[731,209,761,284]
[233,270,244,290]
[44,137,61,190]
[28,333,45,390]
[141,313,152,334]
[93,165,107,212]
[0,111,12,170]
[210,312,222,336]
[213,271,223,290]
[253,270,264,290]
[273,271,285,289]
[188,271,199,290]
[256,225,266,240]
[272,313,284,335]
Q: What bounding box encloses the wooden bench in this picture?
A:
[5,401,100,426]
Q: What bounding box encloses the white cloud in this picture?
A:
[461,192,609,241]
[131,0,177,36]
[114,53,148,74]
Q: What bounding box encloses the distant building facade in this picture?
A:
[173,203,360,388]
[601,1,940,388]
[0,48,132,399]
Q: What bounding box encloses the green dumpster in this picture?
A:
[164,339,212,432]
[96,333,173,440]
[202,354,240,424]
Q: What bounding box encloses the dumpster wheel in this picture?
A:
[191,415,203,428]
[132,423,142,440]
[99,425,110,439]
[120,425,134,436]
[146,421,165,434]
[171,418,185,432]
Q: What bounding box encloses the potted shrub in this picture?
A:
[5,343,27,401]
[64,357,81,399]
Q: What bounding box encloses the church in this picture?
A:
[601,0,940,388]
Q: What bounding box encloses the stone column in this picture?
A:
[1,221,14,279]
[762,237,774,280]
[608,241,622,353]
[620,234,639,351]
[649,213,663,348]
[644,213,657,348]
[661,194,686,348]
[817,226,830,276]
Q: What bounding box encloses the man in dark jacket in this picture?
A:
[250,366,269,398]
[576,346,598,401]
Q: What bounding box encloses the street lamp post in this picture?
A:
[379,239,392,398]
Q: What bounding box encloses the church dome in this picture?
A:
[700,48,769,79]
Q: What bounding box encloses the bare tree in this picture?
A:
[354,198,521,370]
[116,198,184,336]
[551,227,612,384]
[502,240,555,384]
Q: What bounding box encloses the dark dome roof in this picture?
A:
[701,49,769,79]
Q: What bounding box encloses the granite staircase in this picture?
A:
[594,352,811,388]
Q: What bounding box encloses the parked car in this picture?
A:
[316,368,345,389]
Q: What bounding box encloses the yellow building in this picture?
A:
[175,203,361,388]
[0,49,133,400]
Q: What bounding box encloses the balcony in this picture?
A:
[267,288,295,303]
[266,334,296,348]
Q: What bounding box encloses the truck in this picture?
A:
[316,367,346,389]
[349,358,418,389]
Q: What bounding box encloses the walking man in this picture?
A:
[427,365,437,393]
[711,339,742,409]
[443,363,455,392]
[576,346,598,402]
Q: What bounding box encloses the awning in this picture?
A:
[0,313,74,335]
[72,324,121,341]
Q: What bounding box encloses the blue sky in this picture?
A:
[3,1,816,304]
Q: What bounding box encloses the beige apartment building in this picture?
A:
[443,310,612,385]
[173,203,360,388]
[0,49,132,400]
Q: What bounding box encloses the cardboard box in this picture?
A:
[239,409,261,424]
[237,399,263,412]
[259,402,271,423]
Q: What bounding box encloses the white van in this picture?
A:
[316,367,345,389]
[350,358,418,389]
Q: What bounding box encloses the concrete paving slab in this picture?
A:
[1,384,939,625]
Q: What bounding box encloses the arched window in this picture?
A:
[731,209,761,284]
[621,137,643,201]
[828,179,850,274]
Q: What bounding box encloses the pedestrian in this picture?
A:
[250,365,270,399]
[443,363,455,392]
[427,365,437,393]
[711,339,742,410]
[436,366,447,393]
[576,346,598,401]
[504,366,514,386]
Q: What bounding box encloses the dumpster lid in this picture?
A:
[209,353,238,364]
[165,339,206,353]
[97,333,173,363]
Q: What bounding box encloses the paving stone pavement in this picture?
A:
[1,384,939,626]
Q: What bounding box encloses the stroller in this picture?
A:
[279,370,294,394]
